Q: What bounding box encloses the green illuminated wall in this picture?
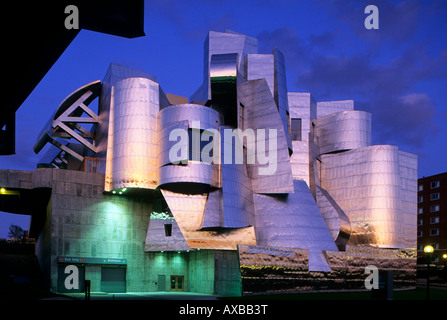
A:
[33,168,242,296]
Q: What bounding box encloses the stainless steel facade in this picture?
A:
[33,30,418,294]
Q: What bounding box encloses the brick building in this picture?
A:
[417,172,447,266]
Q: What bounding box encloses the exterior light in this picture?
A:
[112,190,116,194]
[424,245,434,253]
[119,192,122,195]
[0,188,5,193]
[443,254,447,259]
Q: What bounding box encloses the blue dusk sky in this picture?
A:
[0,0,446,238]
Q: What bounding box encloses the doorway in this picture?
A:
[170,275,184,292]
[100,267,126,293]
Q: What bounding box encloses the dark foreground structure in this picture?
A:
[0,30,417,296]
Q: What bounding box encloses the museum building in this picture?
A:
[0,30,418,295]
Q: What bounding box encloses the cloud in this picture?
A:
[254,18,441,150]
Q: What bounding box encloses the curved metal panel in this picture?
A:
[157,104,222,188]
[320,145,410,248]
[110,77,160,190]
[314,110,371,155]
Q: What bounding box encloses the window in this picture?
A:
[431,180,440,189]
[430,193,440,201]
[291,118,302,141]
[164,224,172,237]
[430,217,440,224]
[84,157,98,172]
[417,244,423,252]
[430,228,440,236]
[417,218,423,226]
[239,103,245,130]
[188,128,214,162]
[418,196,423,203]
[418,184,424,192]
[418,207,423,214]
[417,230,423,237]
[432,243,440,250]
[430,204,440,213]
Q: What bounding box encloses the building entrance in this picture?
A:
[170,275,184,291]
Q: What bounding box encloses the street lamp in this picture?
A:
[424,245,434,300]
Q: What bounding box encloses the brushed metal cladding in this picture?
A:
[245,54,275,97]
[316,100,354,118]
[316,185,351,249]
[288,92,318,186]
[210,53,238,78]
[253,180,337,271]
[98,63,160,187]
[110,77,160,190]
[273,49,292,152]
[288,92,317,142]
[190,30,258,104]
[314,110,371,155]
[320,145,415,249]
[201,189,223,229]
[398,150,418,249]
[238,78,294,193]
[221,126,255,228]
[157,104,222,187]
[160,189,256,250]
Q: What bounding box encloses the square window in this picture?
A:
[430,228,439,236]
[430,205,440,213]
[418,207,423,214]
[418,184,424,192]
[418,196,423,203]
[417,230,423,237]
[430,217,440,224]
[417,218,423,226]
[430,193,440,201]
[431,181,440,189]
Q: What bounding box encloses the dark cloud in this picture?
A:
[255,18,441,150]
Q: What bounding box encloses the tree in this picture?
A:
[8,224,24,241]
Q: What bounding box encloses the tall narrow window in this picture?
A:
[291,118,302,141]
[239,103,245,130]
[164,224,172,237]
[188,128,213,161]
